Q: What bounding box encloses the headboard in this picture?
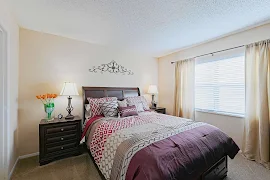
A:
[82,86,140,121]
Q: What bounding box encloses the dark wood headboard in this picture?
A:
[82,87,140,121]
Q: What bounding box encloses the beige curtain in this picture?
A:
[243,40,270,169]
[173,58,195,119]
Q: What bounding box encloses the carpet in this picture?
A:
[11,153,270,180]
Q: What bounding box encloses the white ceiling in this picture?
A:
[9,0,270,57]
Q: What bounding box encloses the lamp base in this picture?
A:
[65,96,74,119]
[65,114,74,119]
[150,94,156,109]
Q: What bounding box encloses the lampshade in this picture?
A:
[60,82,79,96]
[148,85,158,94]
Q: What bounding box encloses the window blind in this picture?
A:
[195,55,245,117]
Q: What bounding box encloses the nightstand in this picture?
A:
[39,116,82,165]
[151,107,166,114]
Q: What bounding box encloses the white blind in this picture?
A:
[195,55,245,117]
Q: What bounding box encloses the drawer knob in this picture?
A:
[61,137,64,141]
[61,147,64,150]
[61,128,64,132]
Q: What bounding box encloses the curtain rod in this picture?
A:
[171,45,245,64]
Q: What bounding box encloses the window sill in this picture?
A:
[195,109,245,118]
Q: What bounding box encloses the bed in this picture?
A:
[82,86,239,180]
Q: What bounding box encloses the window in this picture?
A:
[195,55,245,117]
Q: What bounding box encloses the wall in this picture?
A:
[0,0,19,178]
[18,28,158,156]
[158,23,270,148]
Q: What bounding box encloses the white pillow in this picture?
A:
[129,102,144,112]
[118,99,128,107]
[83,104,92,130]
[126,96,150,111]
[85,104,91,118]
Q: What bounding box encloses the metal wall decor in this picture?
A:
[89,60,134,75]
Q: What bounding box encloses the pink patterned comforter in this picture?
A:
[83,112,239,180]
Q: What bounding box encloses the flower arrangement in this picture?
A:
[36,94,58,120]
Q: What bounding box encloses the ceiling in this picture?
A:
[9,0,270,57]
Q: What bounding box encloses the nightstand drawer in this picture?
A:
[46,133,77,144]
[46,141,77,154]
[46,124,77,134]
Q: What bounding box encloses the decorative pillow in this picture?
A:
[118,105,138,117]
[83,104,92,130]
[87,97,117,117]
[85,104,91,119]
[126,96,150,111]
[118,99,128,107]
[100,100,118,117]
[129,102,144,112]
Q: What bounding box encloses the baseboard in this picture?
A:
[19,152,39,160]
[8,152,39,179]
[8,158,19,180]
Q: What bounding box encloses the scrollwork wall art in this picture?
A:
[89,60,134,75]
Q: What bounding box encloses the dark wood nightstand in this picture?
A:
[151,107,166,114]
[39,116,82,165]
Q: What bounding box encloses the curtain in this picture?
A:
[243,40,270,169]
[173,58,195,119]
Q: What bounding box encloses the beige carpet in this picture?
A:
[11,153,270,180]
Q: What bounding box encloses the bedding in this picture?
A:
[83,112,239,180]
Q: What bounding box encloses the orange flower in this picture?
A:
[46,93,50,98]
[41,94,47,99]
[36,93,57,102]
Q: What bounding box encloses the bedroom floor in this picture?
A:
[11,153,270,180]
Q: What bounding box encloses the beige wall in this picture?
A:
[0,0,19,178]
[158,23,270,147]
[18,28,158,156]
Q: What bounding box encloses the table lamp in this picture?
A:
[148,85,158,109]
[60,82,79,119]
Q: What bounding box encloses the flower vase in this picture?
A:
[44,103,55,120]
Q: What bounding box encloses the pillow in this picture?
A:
[126,96,150,111]
[85,104,92,119]
[118,99,128,107]
[83,104,92,130]
[87,97,117,117]
[129,102,144,112]
[100,100,118,117]
[118,105,138,117]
